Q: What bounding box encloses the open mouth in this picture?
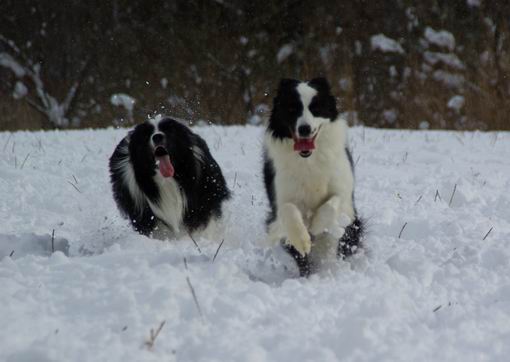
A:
[154,146,174,178]
[292,130,319,158]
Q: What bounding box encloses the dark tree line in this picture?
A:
[0,0,509,130]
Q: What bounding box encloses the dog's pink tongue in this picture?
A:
[294,138,315,152]
[157,155,174,178]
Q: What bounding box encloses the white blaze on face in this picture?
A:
[296,82,329,137]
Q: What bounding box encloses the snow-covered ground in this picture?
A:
[1,125,509,362]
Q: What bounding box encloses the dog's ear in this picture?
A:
[309,77,331,93]
[277,78,297,93]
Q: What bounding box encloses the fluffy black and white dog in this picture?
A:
[263,78,363,277]
[109,116,230,238]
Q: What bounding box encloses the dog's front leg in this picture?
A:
[279,203,312,257]
[310,195,343,235]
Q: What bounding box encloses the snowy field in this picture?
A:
[1,124,509,362]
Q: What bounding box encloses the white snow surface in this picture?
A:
[1,125,510,362]
[370,34,404,54]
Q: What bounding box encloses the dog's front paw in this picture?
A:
[310,203,336,235]
[287,228,312,257]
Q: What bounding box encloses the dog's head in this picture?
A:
[128,117,193,179]
[268,77,338,158]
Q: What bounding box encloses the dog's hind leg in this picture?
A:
[338,217,364,258]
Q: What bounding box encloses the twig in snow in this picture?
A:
[144,321,166,350]
[2,134,12,152]
[491,133,498,146]
[448,184,457,207]
[434,190,441,202]
[72,175,79,184]
[186,276,204,320]
[403,151,408,163]
[251,195,254,206]
[212,239,225,263]
[187,232,202,254]
[355,155,361,166]
[398,222,408,239]
[232,172,237,189]
[182,257,204,320]
[51,229,55,253]
[9,250,14,257]
[415,195,423,205]
[433,305,442,313]
[19,152,30,169]
[483,227,493,241]
[67,180,82,193]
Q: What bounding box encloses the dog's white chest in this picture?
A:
[148,174,186,234]
[274,151,333,216]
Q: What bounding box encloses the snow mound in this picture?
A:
[424,27,456,51]
[370,34,404,54]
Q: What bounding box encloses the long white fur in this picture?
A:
[111,141,146,214]
[265,83,355,256]
[149,173,186,236]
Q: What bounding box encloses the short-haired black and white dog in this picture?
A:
[109,116,230,238]
[263,78,363,277]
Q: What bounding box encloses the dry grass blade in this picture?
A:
[67,181,82,193]
[232,172,237,189]
[398,222,408,239]
[144,321,166,350]
[434,190,441,202]
[51,229,55,253]
[187,276,204,320]
[448,184,457,207]
[415,195,423,205]
[187,232,202,254]
[483,227,493,241]
[212,239,225,263]
[3,134,13,152]
[9,250,14,257]
[19,152,30,170]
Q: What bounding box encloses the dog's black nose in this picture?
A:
[152,133,164,144]
[297,124,312,137]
